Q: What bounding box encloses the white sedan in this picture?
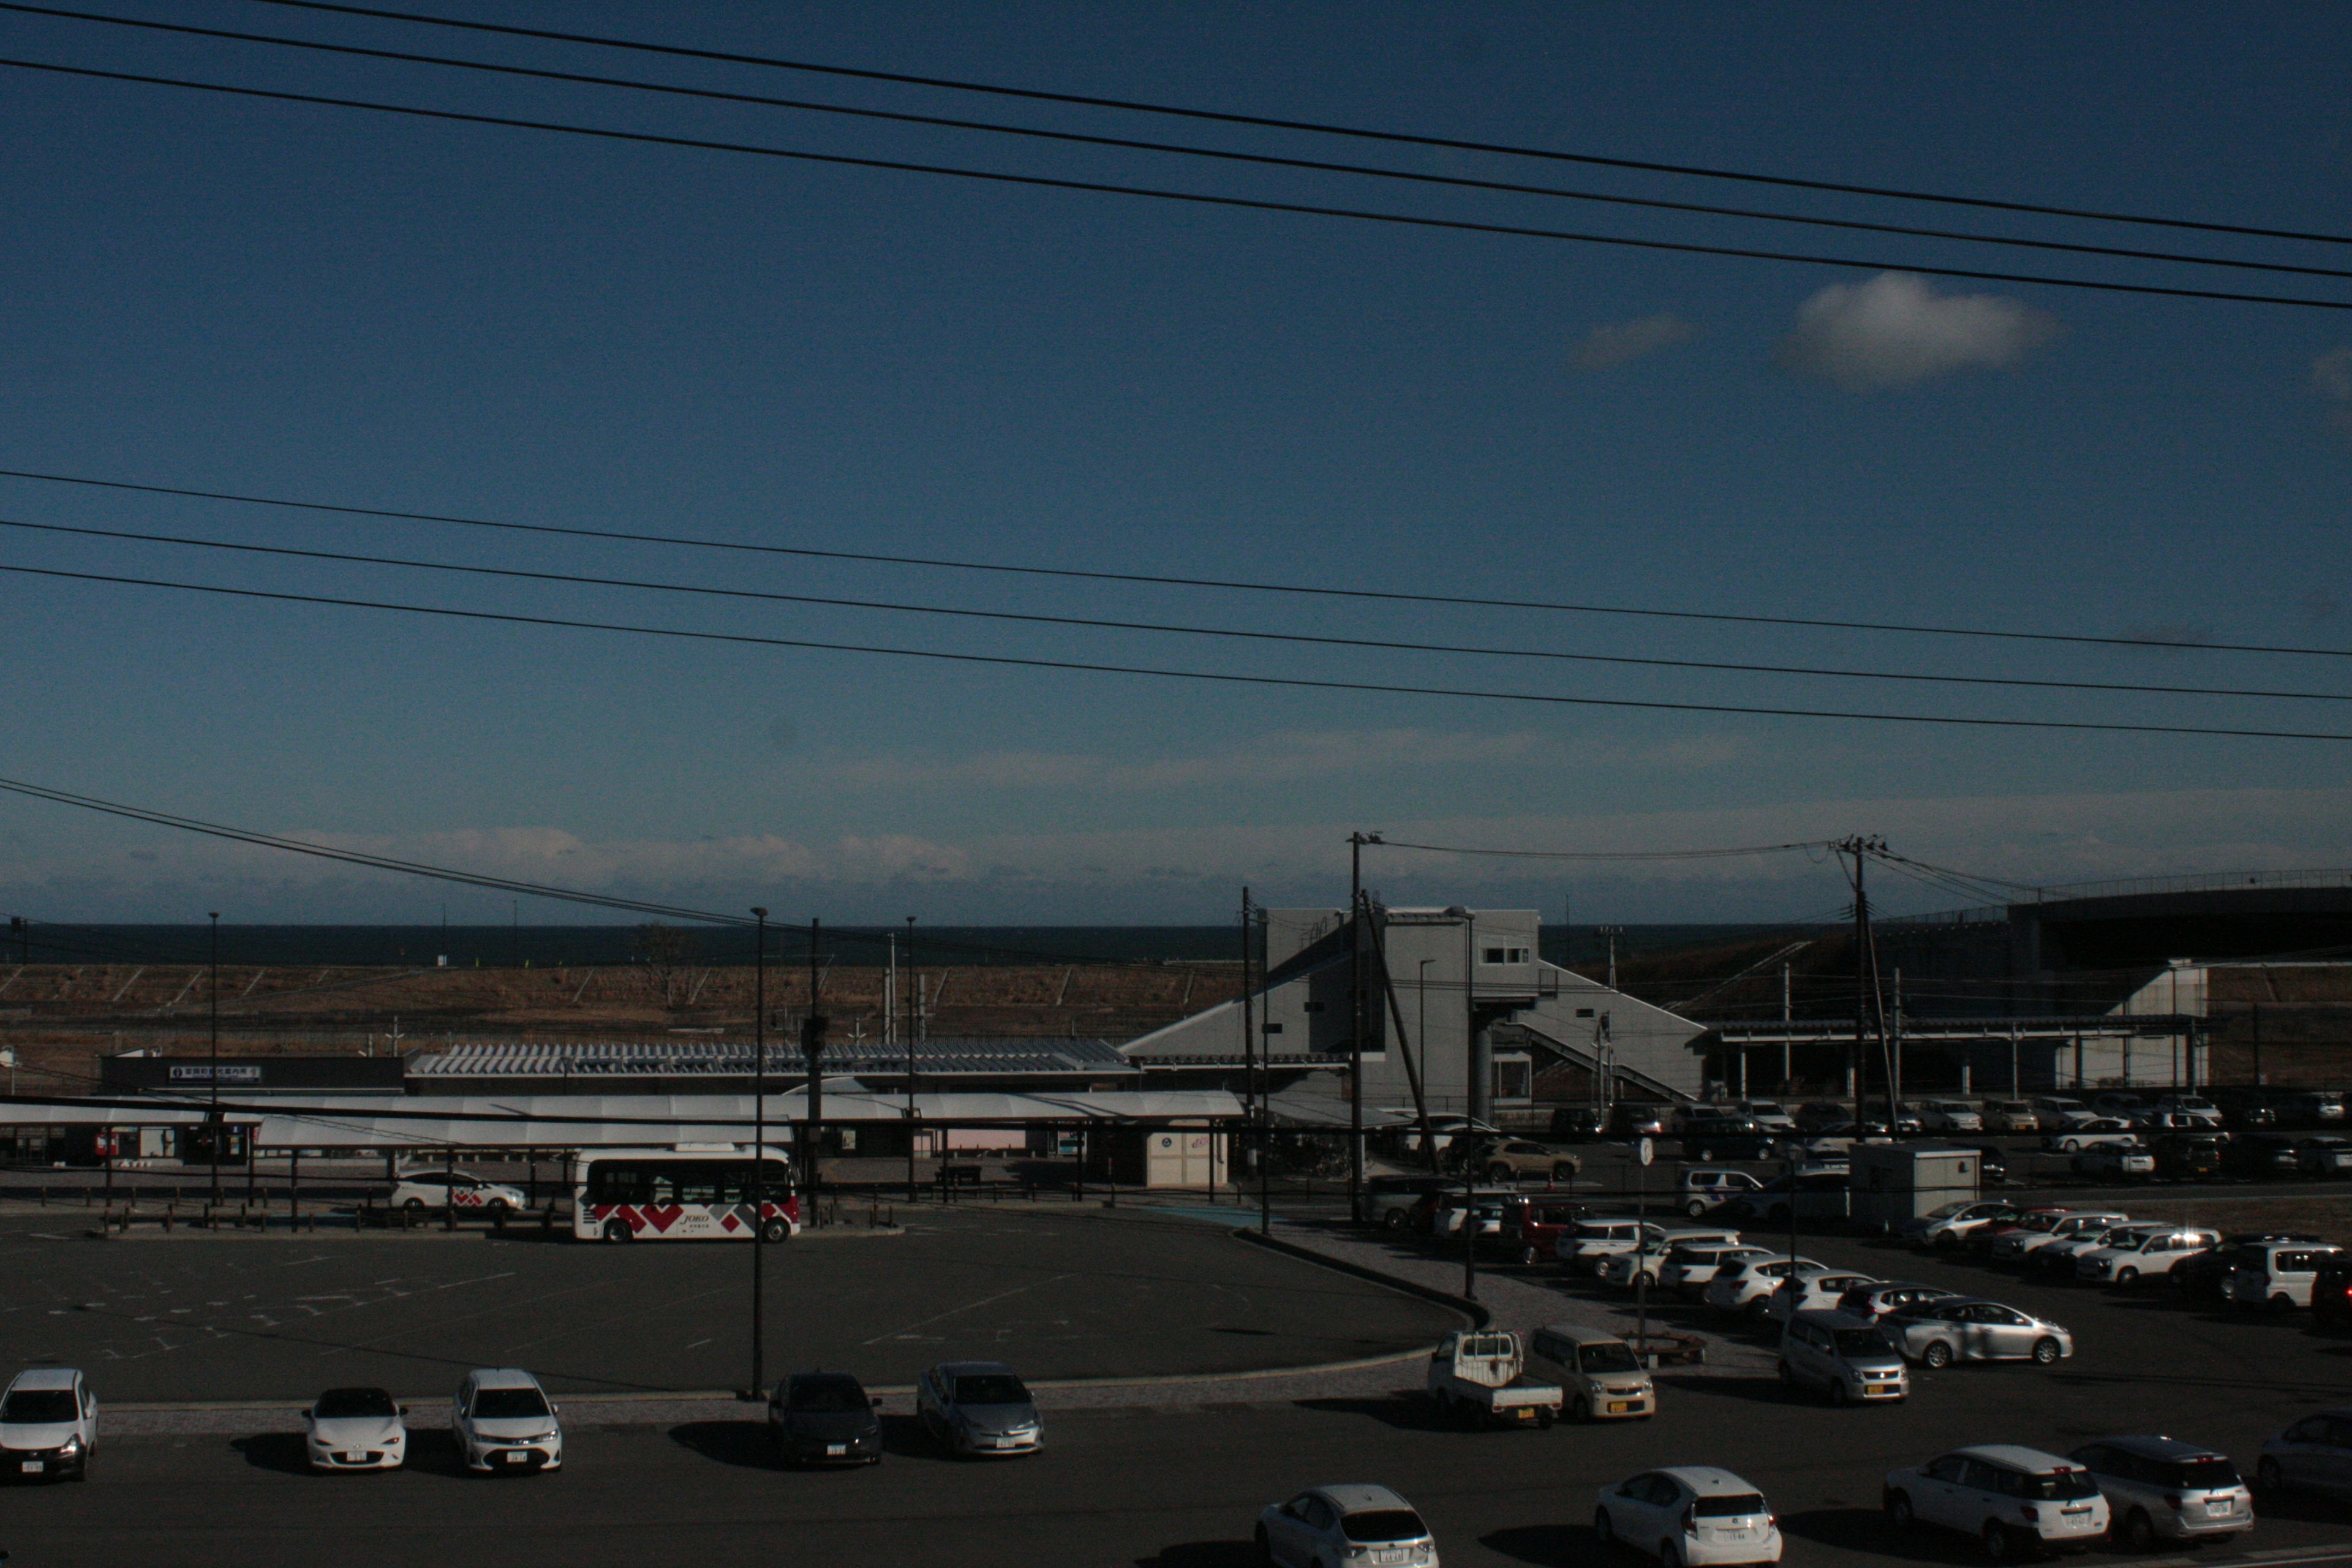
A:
[301,1386,407,1472]
[1761,1272,1880,1323]
[1884,1298,2073,1366]
[1258,1483,1439,1567]
[1917,1102,1984,1133]
[391,1169,528,1214]
[1597,1466,1783,1565]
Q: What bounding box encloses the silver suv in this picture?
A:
[2068,1437,2252,1549]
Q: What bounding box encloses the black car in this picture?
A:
[2312,1256,2352,1329]
[2222,1133,2304,1180]
[1677,1117,1775,1162]
[2300,1136,2352,1178]
[1608,1103,1669,1138]
[2152,1134,2226,1181]
[2174,1232,2326,1302]
[2207,1088,2280,1130]
[1547,1106,1608,1142]
[768,1370,883,1466]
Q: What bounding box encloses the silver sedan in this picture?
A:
[1883,1297,2073,1368]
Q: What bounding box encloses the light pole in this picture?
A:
[905,914,918,1204]
[208,911,221,1205]
[749,907,767,1401]
[803,919,829,1224]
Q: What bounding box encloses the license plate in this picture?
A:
[2061,1506,2092,1517]
[1373,1553,1407,1566]
[1608,1401,1632,1414]
[825,1444,846,1457]
[345,1452,365,1463]
[20,1460,41,1473]
[505,1451,527,1464]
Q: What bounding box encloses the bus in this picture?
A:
[571,1145,801,1243]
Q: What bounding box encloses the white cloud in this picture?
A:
[1774,271,2057,390]
[1570,312,1698,371]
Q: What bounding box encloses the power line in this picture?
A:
[240,0,2352,249]
[7,467,2351,663]
[9,2,2346,284]
[12,514,2351,705]
[9,558,2352,741]
[4,55,2347,313]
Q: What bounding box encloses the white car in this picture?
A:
[1595,1228,1743,1289]
[1257,1483,1440,1567]
[1884,1446,2109,1561]
[1705,1256,1826,1317]
[2070,1143,2155,1180]
[1761,1272,1880,1323]
[2074,1227,2221,1287]
[2032,1222,2154,1278]
[1918,1102,1985,1133]
[2032,1096,2098,1130]
[1735,1101,1799,1134]
[2045,1120,2138,1155]
[2071,1437,2253,1548]
[1679,1168,1766,1217]
[2152,1095,2225,1128]
[1,1366,96,1481]
[453,1368,562,1473]
[1982,1101,2042,1133]
[1901,1200,2024,1250]
[1883,1298,2073,1366]
[1559,1217,1648,1273]
[1990,1210,2124,1265]
[301,1386,407,1472]
[1596,1466,1783,1565]
[1659,1244,1778,1300]
[392,1169,529,1214]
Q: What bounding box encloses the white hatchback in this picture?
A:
[1705,1256,1825,1316]
[1596,1466,1782,1565]
[1258,1483,1438,1567]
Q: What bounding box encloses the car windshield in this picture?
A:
[1696,1493,1768,1517]
[1,1389,78,1423]
[786,1376,867,1414]
[1341,1509,1428,1544]
[953,1374,1029,1406]
[1926,1202,1970,1218]
[2023,1469,2101,1501]
[470,1387,550,1420]
[1579,1343,1642,1373]
[2169,1457,2241,1489]
[314,1388,397,1420]
[1833,1329,1898,1357]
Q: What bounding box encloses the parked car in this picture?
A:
[1659,1243,1779,1302]
[1990,1210,2124,1266]
[2032,1223,2155,1279]
[2151,1094,2225,1128]
[1953,1144,2011,1186]
[1528,1321,1656,1422]
[1678,1117,1776,1163]
[1596,1467,1784,1566]
[1610,1104,1670,1139]
[1679,1167,1766,1216]
[1503,1194,1604,1267]
[1967,1207,2069,1256]
[1425,1329,1562,1428]
[2091,1092,2148,1120]
[1412,1184,1517,1239]
[1461,1138,1583,1183]
[2070,1437,2253,1549]
[300,1386,406,1472]
[1705,1256,1826,1318]
[2073,1227,2222,1287]
[916,1361,1041,1457]
[1368,1174,1453,1231]
[2045,1120,2138,1155]
[2299,1136,2352,1178]
[2260,1409,2352,1499]
[2207,1088,2279,1130]
[391,1168,528,1214]
[2032,1096,2097,1130]
[2070,1143,2155,1180]
[1716,1172,1852,1226]
[1734,1101,1799,1134]
[2224,1133,2307,1180]
[1762,1271,1881,1324]
[1394,1114,1500,1158]
[2287,1090,2348,1128]
[1837,1281,1959,1319]
[1901,1200,2026,1250]
[1981,1101,2041,1133]
[1883,1446,2108,1559]
[2177,1234,2327,1303]
[452,1368,562,1473]
[1796,1102,1857,1133]
[1548,1105,1610,1142]
[1257,1483,1439,1568]
[767,1370,881,1466]
[1883,1298,2073,1366]
[1917,1101,1985,1133]
[1559,1216,1649,1274]
[1596,1228,1745,1289]
[1,1367,95,1481]
[1780,1309,1909,1405]
[2311,1254,2352,1329]
[2150,1134,2226,1182]
[2226,1241,2346,1310]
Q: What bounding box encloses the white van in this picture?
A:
[1528,1322,1656,1422]
[1779,1309,1909,1406]
[2226,1242,2346,1310]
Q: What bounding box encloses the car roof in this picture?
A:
[1313,1482,1411,1512]
[1537,1321,1629,1346]
[1792,1309,1880,1330]
[936,1360,1019,1378]
[1950,1444,2079,1472]
[467,1367,544,1389]
[1657,1466,1765,1494]
[2095,1436,2225,1461]
[1853,1280,1942,1295]
[7,1368,79,1391]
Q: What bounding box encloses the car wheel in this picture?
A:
[1887,1491,1915,1531]
[485,1199,511,1216]
[1254,1523,1273,1564]
[601,1218,633,1243]
[1574,1396,1593,1423]
[761,1218,792,1243]
[1382,1208,1407,1231]
[2116,1267,2139,1287]
[1661,1542,1683,1568]
[2122,1508,2157,1552]
[401,1197,425,1212]
[1922,1340,1954,1370]
[1595,1508,1616,1546]
[2031,1336,2063,1365]
[1830,1378,1851,1407]
[1777,1360,1795,1386]
[1746,1296,1771,1322]
[2271,1294,2295,1311]
[2256,1457,2283,1493]
[1983,1521,2018,1562]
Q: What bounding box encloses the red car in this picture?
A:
[1968,1206,2074,1255]
[1502,1194,1604,1266]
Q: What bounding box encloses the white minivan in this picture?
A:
[2227,1242,2346,1310]
[1884,1446,2109,1561]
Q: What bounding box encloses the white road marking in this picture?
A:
[859,1276,1070,1347]
[685,1337,713,1350]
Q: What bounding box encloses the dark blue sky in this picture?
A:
[0,1,2346,925]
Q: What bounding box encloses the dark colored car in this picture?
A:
[2223,1133,2305,1180]
[1548,1106,1608,1142]
[1677,1117,1775,1162]
[2153,1135,2226,1182]
[2175,1234,2327,1303]
[1608,1103,1669,1139]
[768,1371,882,1466]
[2300,1136,2352,1178]
[2207,1088,2280,1131]
[2312,1257,2352,1330]
[1950,1144,2010,1188]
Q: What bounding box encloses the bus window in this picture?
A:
[675,1169,720,1206]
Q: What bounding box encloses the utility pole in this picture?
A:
[803,919,829,1224]
[1241,887,1261,1231]
[1838,837,1887,1129]
[208,911,221,1204]
[1781,963,1793,1090]
[1346,832,1380,1224]
[1598,926,1626,992]
[750,906,768,1401]
[904,916,918,1203]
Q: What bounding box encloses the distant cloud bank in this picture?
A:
[1774,271,2057,390]
[1571,312,1698,370]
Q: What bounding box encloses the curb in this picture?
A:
[1234,1224,1491,1331]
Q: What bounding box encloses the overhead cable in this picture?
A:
[9,559,2352,741]
[236,0,2352,248]
[10,516,2350,704]
[8,4,2345,282]
[7,467,2350,662]
[2,56,2346,312]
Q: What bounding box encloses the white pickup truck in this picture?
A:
[1426,1329,1564,1428]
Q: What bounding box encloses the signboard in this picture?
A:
[1636,1136,1654,1168]
[169,1065,262,1084]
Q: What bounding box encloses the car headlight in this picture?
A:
[58,1434,83,1455]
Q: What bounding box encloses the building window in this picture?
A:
[1493,1058,1533,1100]
[1575,1008,1596,1019]
[1482,946,1530,965]
[1261,1022,1283,1035]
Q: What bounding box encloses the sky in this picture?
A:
[0,1,2347,928]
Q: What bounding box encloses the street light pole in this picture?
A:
[750,906,768,1401]
[905,914,918,1204]
[208,911,221,1204]
[803,919,829,1225]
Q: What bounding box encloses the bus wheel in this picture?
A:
[761,1218,793,1243]
[601,1218,633,1243]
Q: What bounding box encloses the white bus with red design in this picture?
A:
[570,1146,801,1243]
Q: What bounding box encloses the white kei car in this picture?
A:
[1,1366,96,1481]
[1596,1466,1783,1565]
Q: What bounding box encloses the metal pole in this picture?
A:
[1348,835,1366,1224]
[1849,845,1868,1129]
[1245,889,1269,1236]
[905,915,919,1203]
[1461,1165,1477,1302]
[750,906,767,1401]
[804,919,829,1222]
[208,911,221,1205]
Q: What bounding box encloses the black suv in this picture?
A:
[1547,1106,1608,1142]
[2222,1133,2304,1180]
[2152,1134,2226,1182]
[1676,1116,1774,1162]
[2313,1256,2352,1330]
